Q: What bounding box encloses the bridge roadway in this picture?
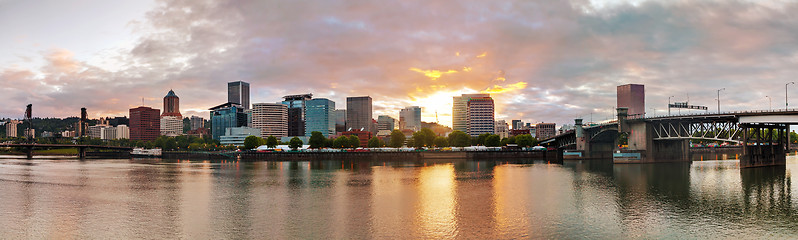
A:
[0,143,133,159]
[541,108,798,168]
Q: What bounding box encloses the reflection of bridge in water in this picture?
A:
[0,143,133,159]
[542,109,798,167]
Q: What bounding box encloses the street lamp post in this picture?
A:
[717,88,725,113]
[787,82,795,111]
[766,95,772,111]
[668,96,674,115]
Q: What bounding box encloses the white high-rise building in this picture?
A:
[88,125,109,139]
[399,106,422,132]
[495,120,509,139]
[5,120,19,137]
[251,103,288,138]
[453,94,490,133]
[116,125,130,139]
[160,116,182,136]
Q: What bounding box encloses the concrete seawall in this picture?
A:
[163,151,547,161]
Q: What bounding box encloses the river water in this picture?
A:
[0,155,797,239]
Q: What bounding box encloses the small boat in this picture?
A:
[131,148,162,157]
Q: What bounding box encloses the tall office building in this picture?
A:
[228,81,251,110]
[304,98,335,137]
[130,106,161,141]
[453,94,490,133]
[536,123,556,139]
[190,116,205,130]
[466,95,495,136]
[377,115,397,132]
[617,84,645,117]
[399,106,422,131]
[251,103,288,138]
[162,90,181,117]
[209,102,247,140]
[496,120,509,138]
[511,120,524,130]
[333,109,346,133]
[346,96,372,131]
[282,94,312,136]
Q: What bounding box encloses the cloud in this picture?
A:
[3,0,798,128]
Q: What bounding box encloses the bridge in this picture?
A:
[541,109,798,168]
[0,143,133,159]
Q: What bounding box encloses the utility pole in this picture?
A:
[717,88,725,113]
[766,95,772,111]
[668,96,674,115]
[787,82,795,111]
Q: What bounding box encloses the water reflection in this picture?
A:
[1,157,798,238]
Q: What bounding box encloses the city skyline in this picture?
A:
[4,1,798,127]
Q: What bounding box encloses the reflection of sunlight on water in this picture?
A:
[492,165,531,238]
[416,164,457,238]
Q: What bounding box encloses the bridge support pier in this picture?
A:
[618,119,690,163]
[78,147,87,159]
[25,146,33,159]
[741,123,787,168]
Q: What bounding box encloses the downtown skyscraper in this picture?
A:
[228,81,250,110]
[452,94,490,134]
[282,94,312,136]
[304,98,336,137]
[346,96,372,132]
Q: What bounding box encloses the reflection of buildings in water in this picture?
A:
[611,163,692,234]
[125,161,182,238]
[371,164,416,238]
[177,161,213,238]
[454,161,497,238]
[209,160,254,239]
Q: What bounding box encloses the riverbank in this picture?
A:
[163,150,550,161]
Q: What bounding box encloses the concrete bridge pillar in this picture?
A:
[25,146,33,159]
[78,147,87,159]
[741,124,787,168]
[575,118,587,152]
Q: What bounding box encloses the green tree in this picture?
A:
[476,133,491,146]
[289,137,303,150]
[266,136,278,148]
[349,135,361,148]
[367,137,383,148]
[389,130,406,148]
[412,131,427,148]
[485,134,501,147]
[419,128,436,146]
[433,136,449,147]
[515,134,536,147]
[308,131,326,149]
[325,138,335,148]
[334,136,349,148]
[243,135,261,150]
[501,136,516,146]
[448,130,470,147]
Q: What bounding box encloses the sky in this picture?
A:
[2,0,798,127]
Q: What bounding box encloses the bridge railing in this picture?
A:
[644,108,798,119]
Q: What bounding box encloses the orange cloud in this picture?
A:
[482,82,528,93]
[476,52,487,58]
[463,67,472,72]
[409,67,458,81]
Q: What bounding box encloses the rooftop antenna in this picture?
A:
[142,97,145,106]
